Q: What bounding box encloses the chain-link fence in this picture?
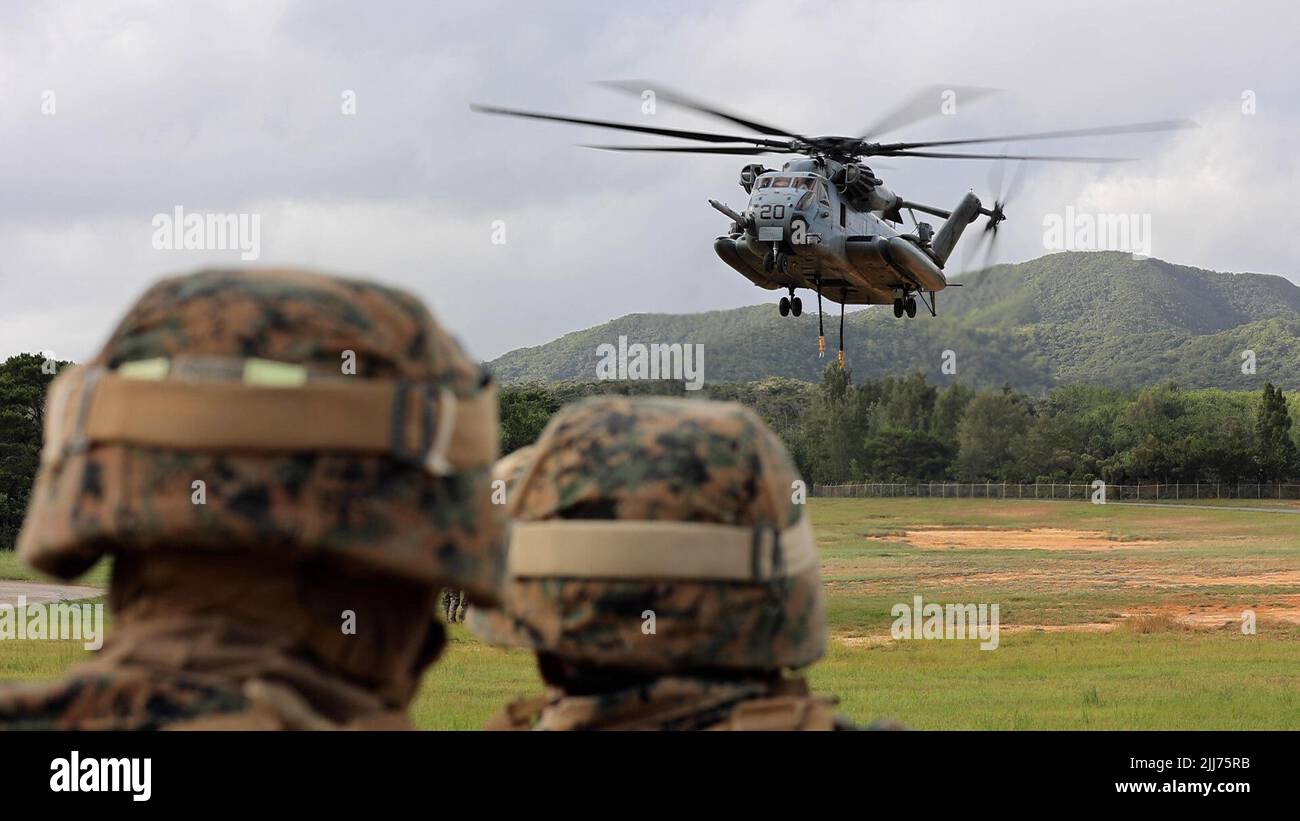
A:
[812,481,1300,502]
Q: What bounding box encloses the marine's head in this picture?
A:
[19,268,506,708]
[469,395,826,677]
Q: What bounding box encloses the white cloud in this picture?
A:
[1,0,1296,363]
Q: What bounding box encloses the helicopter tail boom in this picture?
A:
[930,192,984,267]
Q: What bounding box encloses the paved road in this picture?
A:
[0,581,104,607]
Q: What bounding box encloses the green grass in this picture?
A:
[6,498,1300,729]
[0,600,111,681]
[410,627,541,730]
[810,631,1299,730]
[0,551,110,587]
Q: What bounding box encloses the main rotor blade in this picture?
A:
[883,149,1131,163]
[988,150,1028,202]
[1003,159,1029,202]
[989,147,1007,199]
[858,85,1001,139]
[880,118,1196,151]
[470,103,790,147]
[581,144,781,155]
[596,80,804,139]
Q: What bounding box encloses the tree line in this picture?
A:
[501,365,1300,487]
[3,353,1298,548]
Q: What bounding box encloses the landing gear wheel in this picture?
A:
[779,296,791,317]
[791,296,802,317]
[763,251,775,274]
[893,298,904,318]
[905,297,917,319]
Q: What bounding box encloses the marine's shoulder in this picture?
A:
[706,690,858,731]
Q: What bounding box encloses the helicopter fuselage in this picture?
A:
[713,157,959,308]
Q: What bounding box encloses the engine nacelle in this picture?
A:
[738,163,770,193]
[832,163,900,213]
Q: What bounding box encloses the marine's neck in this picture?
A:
[92,552,445,724]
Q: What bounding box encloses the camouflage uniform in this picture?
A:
[0,268,504,730]
[469,396,854,730]
[440,589,467,623]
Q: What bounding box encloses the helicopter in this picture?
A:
[472,83,1192,364]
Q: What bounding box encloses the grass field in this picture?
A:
[5,497,1299,729]
[0,551,111,588]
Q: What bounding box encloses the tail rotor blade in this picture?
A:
[976,227,1001,274]
[961,227,992,275]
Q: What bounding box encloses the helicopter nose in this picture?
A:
[753,211,788,242]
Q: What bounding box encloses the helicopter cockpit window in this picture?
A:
[816,179,831,205]
[771,177,791,188]
[791,177,814,190]
[757,177,773,189]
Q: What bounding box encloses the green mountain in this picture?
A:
[487,252,1300,391]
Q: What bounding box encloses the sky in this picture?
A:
[1,0,1297,364]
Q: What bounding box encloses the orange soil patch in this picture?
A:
[835,624,1121,647]
[1152,570,1300,586]
[838,636,894,648]
[914,567,1300,590]
[870,527,1159,551]
[1134,598,1300,627]
[833,599,1300,646]
[1000,623,1117,634]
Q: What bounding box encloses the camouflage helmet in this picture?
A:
[492,445,537,490]
[19,269,505,603]
[469,395,826,672]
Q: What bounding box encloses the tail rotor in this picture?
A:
[965,153,1026,274]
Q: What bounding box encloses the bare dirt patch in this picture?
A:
[1153,570,1300,587]
[1132,598,1300,628]
[870,527,1159,551]
[838,635,894,648]
[917,567,1300,590]
[1001,623,1118,634]
[833,600,1300,646]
